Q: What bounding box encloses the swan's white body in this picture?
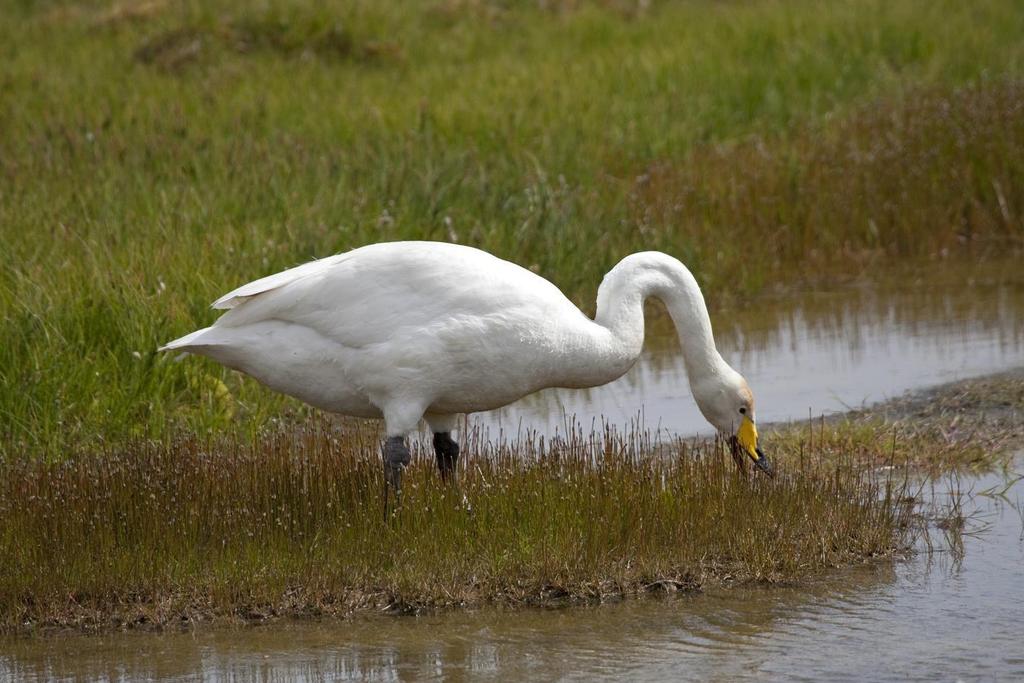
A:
[162,241,756,447]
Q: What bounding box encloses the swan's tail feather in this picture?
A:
[211,253,349,310]
[158,326,219,352]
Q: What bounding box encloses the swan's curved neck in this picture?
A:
[594,252,729,383]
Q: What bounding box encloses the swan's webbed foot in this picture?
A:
[432,432,460,483]
[383,436,411,500]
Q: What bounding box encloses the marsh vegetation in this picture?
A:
[0,420,915,630]
[0,0,1022,633]
[4,365,1020,632]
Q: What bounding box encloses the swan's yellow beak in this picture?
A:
[737,416,774,477]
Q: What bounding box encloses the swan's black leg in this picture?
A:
[432,432,460,483]
[383,436,411,504]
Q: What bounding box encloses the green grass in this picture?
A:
[0,420,920,631]
[1,0,1023,448]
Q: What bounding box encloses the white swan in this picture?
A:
[161,241,771,489]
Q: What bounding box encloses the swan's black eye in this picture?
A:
[739,407,747,415]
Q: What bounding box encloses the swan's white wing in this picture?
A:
[212,242,586,350]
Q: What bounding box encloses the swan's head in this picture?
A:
[694,370,774,477]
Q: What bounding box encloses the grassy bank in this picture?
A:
[2,0,1024,449]
[0,421,913,632]
[3,368,1019,632]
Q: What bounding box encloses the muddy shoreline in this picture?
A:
[813,367,1023,466]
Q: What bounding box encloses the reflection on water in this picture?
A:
[3,462,1022,682]
[476,261,1024,439]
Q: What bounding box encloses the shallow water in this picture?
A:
[3,461,1021,682]
[475,261,1024,439]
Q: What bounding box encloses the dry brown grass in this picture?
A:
[0,420,916,632]
[5,366,1015,633]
